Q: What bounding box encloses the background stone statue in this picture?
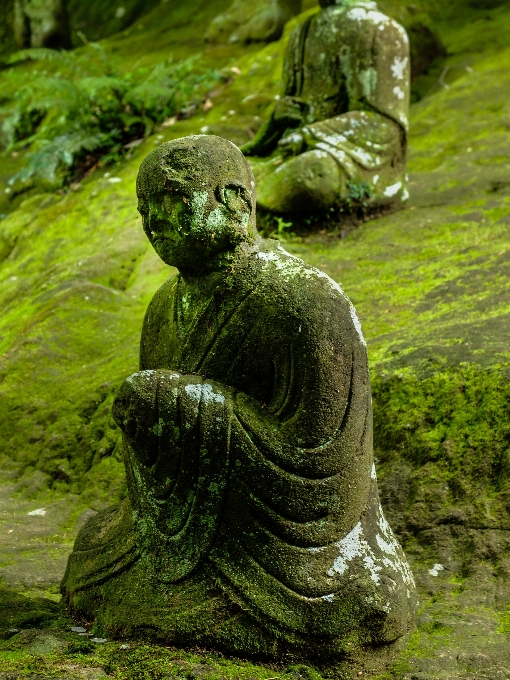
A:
[62,135,416,658]
[205,0,302,45]
[14,0,71,49]
[243,0,410,218]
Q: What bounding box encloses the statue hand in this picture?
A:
[241,97,309,157]
[277,130,305,157]
[273,96,309,127]
[112,370,181,467]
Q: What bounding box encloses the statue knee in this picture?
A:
[257,150,344,215]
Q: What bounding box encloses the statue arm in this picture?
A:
[241,22,308,157]
[139,276,179,371]
[346,16,410,132]
[241,97,309,156]
[241,112,288,157]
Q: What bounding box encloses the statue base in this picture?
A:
[62,498,414,662]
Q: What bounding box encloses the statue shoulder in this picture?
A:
[342,3,408,45]
[144,275,179,323]
[252,243,366,346]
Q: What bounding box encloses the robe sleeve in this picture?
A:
[227,262,374,536]
[112,370,234,582]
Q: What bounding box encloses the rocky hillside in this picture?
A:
[1,1,510,678]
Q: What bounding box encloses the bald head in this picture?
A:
[137,135,258,274]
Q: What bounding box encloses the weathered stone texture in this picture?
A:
[205,0,302,45]
[14,0,71,49]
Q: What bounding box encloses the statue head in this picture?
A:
[137,135,258,275]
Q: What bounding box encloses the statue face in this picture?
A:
[136,136,257,274]
[139,188,195,269]
[138,183,252,274]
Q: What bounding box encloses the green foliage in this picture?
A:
[270,215,294,240]
[0,629,327,680]
[345,180,373,207]
[1,45,220,191]
[65,639,94,655]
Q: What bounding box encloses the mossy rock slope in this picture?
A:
[0,1,510,678]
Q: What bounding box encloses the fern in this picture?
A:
[7,47,79,67]
[1,46,220,192]
[9,132,104,188]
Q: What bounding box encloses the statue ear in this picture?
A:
[216,181,253,215]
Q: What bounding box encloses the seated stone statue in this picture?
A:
[61,135,416,659]
[205,0,302,45]
[14,0,71,49]
[242,0,410,218]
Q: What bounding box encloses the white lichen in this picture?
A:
[358,67,378,99]
[391,56,408,80]
[393,85,405,100]
[184,382,225,405]
[328,521,364,577]
[127,369,156,383]
[384,181,402,197]
[201,383,225,405]
[429,564,444,577]
[326,502,415,588]
[206,206,228,231]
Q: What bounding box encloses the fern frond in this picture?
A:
[2,45,220,190]
[9,132,104,188]
[7,48,77,67]
[79,77,128,100]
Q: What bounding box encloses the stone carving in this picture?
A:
[14,0,71,49]
[62,135,416,658]
[205,0,302,45]
[242,0,410,219]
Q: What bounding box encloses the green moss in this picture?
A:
[0,636,330,680]
[0,585,67,631]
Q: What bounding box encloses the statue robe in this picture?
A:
[63,241,415,643]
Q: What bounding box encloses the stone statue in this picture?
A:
[14,0,71,49]
[62,135,416,659]
[242,0,410,219]
[205,0,302,45]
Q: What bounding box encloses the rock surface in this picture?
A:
[205,0,302,45]
[14,0,71,49]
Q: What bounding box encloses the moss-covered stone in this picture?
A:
[1,0,510,676]
[242,1,410,221]
[14,0,71,49]
[61,135,416,660]
[205,0,302,45]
